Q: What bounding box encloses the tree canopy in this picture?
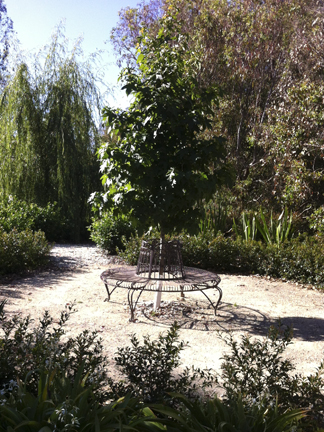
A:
[98,10,232,235]
[110,0,324,222]
[0,29,103,242]
[0,0,13,87]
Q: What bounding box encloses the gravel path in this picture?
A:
[48,243,118,268]
[1,244,324,380]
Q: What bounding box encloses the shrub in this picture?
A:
[0,301,318,430]
[117,228,164,265]
[177,232,214,269]
[259,235,324,286]
[89,211,136,254]
[206,235,266,274]
[219,323,324,430]
[118,232,143,265]
[0,195,69,242]
[0,228,51,275]
[106,322,215,404]
[0,301,108,401]
[308,206,324,235]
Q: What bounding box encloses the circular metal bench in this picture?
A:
[100,239,222,322]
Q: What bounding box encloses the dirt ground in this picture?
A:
[1,244,324,381]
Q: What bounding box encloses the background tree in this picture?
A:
[0,28,103,242]
[111,0,324,223]
[0,0,13,87]
[259,3,324,217]
[98,10,232,240]
[110,0,163,68]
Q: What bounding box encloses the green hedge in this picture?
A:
[89,211,136,255]
[0,196,71,242]
[119,232,324,288]
[0,229,51,275]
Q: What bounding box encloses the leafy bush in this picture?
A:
[219,323,324,431]
[260,235,324,286]
[106,322,215,404]
[0,228,51,275]
[89,211,136,254]
[0,301,108,400]
[308,206,324,235]
[0,195,69,242]
[0,301,319,430]
[118,232,142,265]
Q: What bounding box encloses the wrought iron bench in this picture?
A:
[100,239,222,322]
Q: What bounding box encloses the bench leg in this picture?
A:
[104,282,120,302]
[197,285,223,316]
[128,288,144,322]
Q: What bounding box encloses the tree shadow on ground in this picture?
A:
[0,265,89,302]
[137,299,324,341]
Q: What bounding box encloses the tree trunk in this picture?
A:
[154,228,165,311]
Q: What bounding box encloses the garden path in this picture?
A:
[1,244,323,381]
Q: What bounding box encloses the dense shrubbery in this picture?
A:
[2,300,322,430]
[89,211,136,254]
[0,229,51,275]
[220,323,324,430]
[0,302,107,397]
[118,231,324,288]
[0,195,71,242]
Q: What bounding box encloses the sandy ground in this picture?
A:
[1,244,324,380]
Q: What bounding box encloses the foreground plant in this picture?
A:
[151,393,305,432]
[107,322,215,404]
[0,366,160,432]
[219,322,324,430]
[0,301,108,400]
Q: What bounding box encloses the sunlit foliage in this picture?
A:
[0,28,103,242]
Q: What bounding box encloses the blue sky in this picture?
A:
[6,0,142,108]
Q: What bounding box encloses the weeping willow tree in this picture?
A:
[0,29,103,242]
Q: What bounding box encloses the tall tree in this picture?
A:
[111,0,324,219]
[0,0,13,87]
[259,4,324,212]
[110,0,163,68]
[98,9,232,238]
[0,29,103,242]
[111,1,313,205]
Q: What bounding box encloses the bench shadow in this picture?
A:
[137,300,324,341]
